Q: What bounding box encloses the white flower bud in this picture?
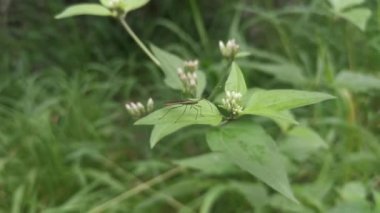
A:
[137,102,145,112]
[125,103,133,114]
[177,67,184,75]
[147,98,154,112]
[219,39,240,59]
[222,90,243,116]
[184,60,199,72]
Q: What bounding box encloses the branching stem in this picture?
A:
[208,60,233,100]
[119,15,160,66]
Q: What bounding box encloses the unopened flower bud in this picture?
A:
[147,98,154,112]
[137,102,145,114]
[222,90,243,116]
[219,39,240,59]
[184,60,199,72]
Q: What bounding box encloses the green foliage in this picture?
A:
[224,62,247,94]
[3,0,380,212]
[55,4,112,19]
[151,44,206,97]
[242,90,334,124]
[335,71,380,92]
[135,99,222,126]
[328,0,372,30]
[207,120,298,203]
[280,126,328,162]
[100,0,150,13]
[173,153,237,175]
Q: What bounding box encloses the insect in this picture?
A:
[159,99,214,123]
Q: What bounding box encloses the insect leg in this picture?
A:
[159,105,182,120]
[190,105,200,120]
[175,105,188,123]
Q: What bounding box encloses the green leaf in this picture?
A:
[244,89,335,112]
[235,51,251,58]
[246,62,307,86]
[150,44,206,97]
[135,99,222,126]
[229,182,269,211]
[280,126,328,162]
[120,0,150,13]
[206,120,298,203]
[150,123,189,148]
[173,153,237,174]
[340,182,367,202]
[245,109,299,125]
[100,0,149,13]
[150,44,182,90]
[200,185,230,213]
[225,62,247,95]
[339,8,372,31]
[335,71,380,92]
[271,110,296,132]
[55,4,112,19]
[270,194,313,213]
[329,0,364,12]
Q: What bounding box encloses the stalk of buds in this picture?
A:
[219,39,240,59]
[177,60,199,97]
[222,90,243,116]
[100,0,128,16]
[125,98,154,118]
[101,0,122,9]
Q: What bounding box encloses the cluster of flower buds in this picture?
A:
[125,98,154,118]
[183,60,199,72]
[177,60,199,97]
[101,0,122,9]
[219,39,240,59]
[222,90,243,116]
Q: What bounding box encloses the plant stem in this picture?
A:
[88,166,184,213]
[188,0,209,50]
[208,60,233,100]
[119,16,160,66]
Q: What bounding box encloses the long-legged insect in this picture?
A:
[159,99,213,123]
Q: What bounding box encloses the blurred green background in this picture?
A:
[1,0,380,212]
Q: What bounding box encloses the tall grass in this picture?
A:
[1,0,379,212]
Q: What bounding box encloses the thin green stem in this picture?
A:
[88,166,184,213]
[208,60,233,100]
[119,16,160,66]
[188,0,209,49]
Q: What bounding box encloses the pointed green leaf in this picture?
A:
[244,89,335,112]
[335,71,380,92]
[225,62,247,95]
[151,44,206,97]
[206,120,298,203]
[135,99,222,126]
[339,8,371,31]
[200,185,230,213]
[150,123,189,148]
[280,126,328,162]
[120,0,150,13]
[246,62,307,86]
[271,111,296,132]
[243,109,299,125]
[173,153,237,174]
[329,0,364,12]
[340,182,366,202]
[100,0,149,13]
[150,44,182,90]
[55,4,112,19]
[229,182,269,211]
